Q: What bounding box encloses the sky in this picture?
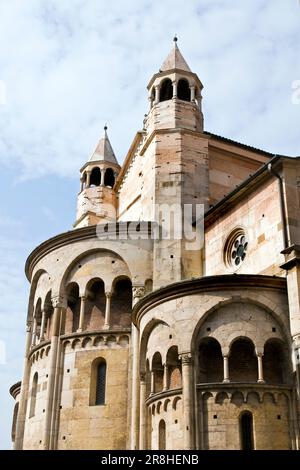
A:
[0,0,300,450]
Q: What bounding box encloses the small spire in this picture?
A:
[88,126,119,165]
[160,38,191,72]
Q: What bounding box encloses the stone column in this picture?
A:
[190,85,196,102]
[163,364,168,390]
[31,317,37,347]
[80,177,84,192]
[130,286,145,450]
[180,352,194,450]
[139,373,147,450]
[39,309,47,342]
[42,297,64,450]
[223,355,230,383]
[172,80,177,98]
[77,296,86,332]
[100,168,106,187]
[14,324,32,450]
[103,292,112,329]
[154,85,160,104]
[86,170,91,188]
[257,352,265,383]
[150,371,155,395]
[130,324,140,450]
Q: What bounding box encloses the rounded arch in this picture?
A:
[104,168,115,188]
[27,269,49,323]
[152,352,163,394]
[229,337,257,383]
[34,297,42,319]
[198,337,223,383]
[158,419,166,450]
[190,297,291,353]
[177,78,191,101]
[59,248,132,299]
[84,278,106,331]
[215,391,229,404]
[90,357,107,406]
[263,338,289,384]
[159,78,173,102]
[139,319,170,374]
[163,398,171,412]
[110,276,132,329]
[231,390,245,405]
[65,282,80,333]
[166,346,182,390]
[172,396,182,410]
[90,167,101,187]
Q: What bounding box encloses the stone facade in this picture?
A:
[10,40,300,450]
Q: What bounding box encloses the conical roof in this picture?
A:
[89,127,118,165]
[160,38,191,72]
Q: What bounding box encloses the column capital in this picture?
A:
[51,295,66,309]
[140,372,146,382]
[105,291,112,299]
[179,352,193,365]
[132,285,145,301]
[255,348,264,357]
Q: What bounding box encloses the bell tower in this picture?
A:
[145,36,204,134]
[143,38,209,287]
[74,126,120,228]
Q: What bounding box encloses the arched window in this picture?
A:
[66,282,80,333]
[158,419,166,450]
[240,412,254,450]
[29,372,38,418]
[152,352,163,393]
[160,79,173,102]
[198,338,223,383]
[263,339,286,384]
[110,277,132,328]
[104,168,115,188]
[90,358,107,406]
[177,79,191,101]
[85,278,106,330]
[95,362,107,405]
[166,346,182,390]
[229,337,257,382]
[90,167,101,187]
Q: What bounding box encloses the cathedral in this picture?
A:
[10,39,300,450]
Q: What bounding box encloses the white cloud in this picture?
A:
[0,0,298,180]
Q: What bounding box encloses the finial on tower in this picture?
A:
[104,124,108,132]
[173,35,178,43]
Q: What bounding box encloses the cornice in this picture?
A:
[132,274,287,327]
[9,381,21,399]
[25,222,153,281]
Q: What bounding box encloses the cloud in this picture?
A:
[0,0,298,181]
